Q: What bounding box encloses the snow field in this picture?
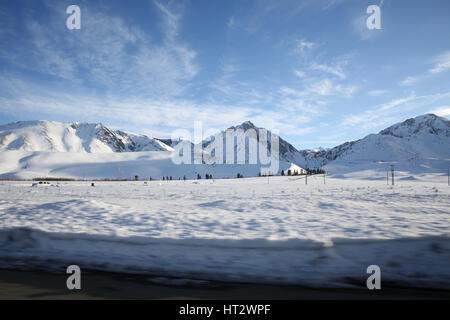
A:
[0,176,449,287]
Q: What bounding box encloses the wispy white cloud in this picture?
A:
[400,76,419,86]
[295,39,317,54]
[310,62,346,80]
[0,71,319,138]
[428,106,450,117]
[290,39,354,86]
[294,70,306,78]
[207,60,271,106]
[277,77,356,117]
[429,51,450,74]
[0,1,198,99]
[401,51,450,86]
[221,62,240,75]
[368,89,389,96]
[0,73,249,130]
[270,38,358,121]
[277,87,325,114]
[306,78,356,97]
[205,38,352,126]
[342,92,450,129]
[342,96,417,127]
[153,0,181,40]
[232,0,350,34]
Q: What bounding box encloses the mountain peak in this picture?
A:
[240,120,256,127]
[0,120,172,153]
[379,113,450,138]
[228,121,258,131]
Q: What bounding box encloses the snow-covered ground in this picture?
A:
[0,150,296,180]
[0,175,449,288]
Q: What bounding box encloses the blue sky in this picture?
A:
[0,0,450,149]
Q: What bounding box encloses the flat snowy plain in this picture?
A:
[0,175,449,288]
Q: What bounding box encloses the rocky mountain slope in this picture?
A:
[0,114,449,178]
[0,120,173,153]
[299,114,450,169]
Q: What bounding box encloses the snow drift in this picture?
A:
[1,227,449,288]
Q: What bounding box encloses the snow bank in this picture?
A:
[0,227,449,288]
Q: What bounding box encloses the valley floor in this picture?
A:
[0,176,449,292]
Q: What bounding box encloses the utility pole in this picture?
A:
[305,173,308,185]
[390,164,395,186]
[448,169,449,186]
[117,165,122,180]
[324,172,326,184]
[387,171,389,185]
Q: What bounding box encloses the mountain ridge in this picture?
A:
[1,114,449,175]
[296,113,450,168]
[0,120,173,153]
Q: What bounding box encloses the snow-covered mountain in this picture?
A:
[0,114,449,179]
[0,120,301,179]
[296,114,450,176]
[157,138,188,149]
[200,121,304,165]
[199,114,450,172]
[0,120,173,153]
